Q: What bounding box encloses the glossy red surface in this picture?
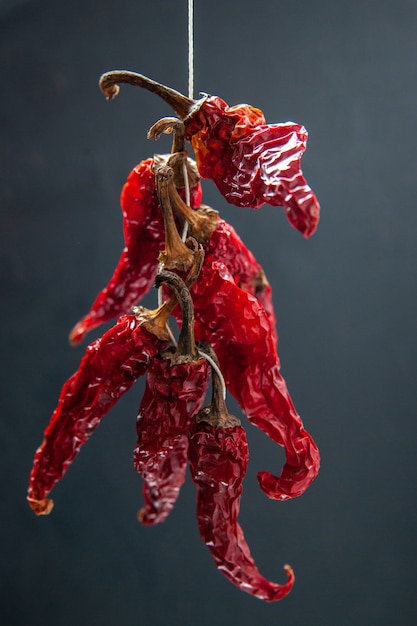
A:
[188,420,295,601]
[134,355,209,525]
[186,259,320,500]
[28,119,320,600]
[28,316,163,514]
[204,217,277,342]
[186,96,320,237]
[69,158,278,345]
[69,159,203,346]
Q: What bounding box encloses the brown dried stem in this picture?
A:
[164,159,218,242]
[153,152,200,194]
[156,166,195,271]
[150,118,201,192]
[196,346,240,429]
[148,117,185,154]
[133,239,204,341]
[154,271,196,357]
[99,70,195,119]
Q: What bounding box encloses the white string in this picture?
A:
[166,323,178,347]
[181,160,190,240]
[188,0,194,100]
[181,216,189,241]
[157,1,193,352]
[182,0,193,241]
[198,349,227,401]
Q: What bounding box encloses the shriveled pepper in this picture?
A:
[70,150,278,345]
[188,347,294,601]
[134,270,210,525]
[99,70,320,237]
[28,66,322,604]
[204,218,276,331]
[27,314,165,515]
[69,156,203,346]
[28,229,204,516]
[157,161,277,341]
[148,152,317,499]
[186,100,319,238]
[182,258,320,500]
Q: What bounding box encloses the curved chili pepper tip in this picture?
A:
[27,496,54,515]
[183,260,320,500]
[68,323,86,347]
[188,419,296,602]
[28,315,163,513]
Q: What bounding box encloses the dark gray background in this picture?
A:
[1,0,416,624]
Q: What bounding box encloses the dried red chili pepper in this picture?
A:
[69,156,203,346]
[134,270,210,525]
[159,165,278,340]
[28,222,204,517]
[188,348,294,601]
[208,221,277,343]
[27,315,165,515]
[156,169,278,338]
[183,258,320,501]
[186,100,320,238]
[99,70,320,237]
[70,149,278,344]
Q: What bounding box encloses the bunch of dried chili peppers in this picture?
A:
[28,71,321,602]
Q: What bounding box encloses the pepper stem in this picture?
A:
[133,239,204,340]
[163,159,218,242]
[197,346,240,429]
[155,165,195,271]
[99,70,195,119]
[148,117,185,154]
[154,270,196,357]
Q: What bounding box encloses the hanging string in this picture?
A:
[160,1,205,359]
[154,2,227,402]
[198,348,227,401]
[181,160,190,240]
[188,0,194,100]
[181,0,193,238]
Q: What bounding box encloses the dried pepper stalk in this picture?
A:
[27,315,165,515]
[99,70,320,237]
[185,258,320,500]
[188,347,295,601]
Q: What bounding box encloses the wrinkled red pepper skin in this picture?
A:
[185,96,320,237]
[188,419,295,601]
[69,158,203,345]
[28,315,163,514]
[203,216,277,342]
[134,354,210,525]
[184,259,320,500]
[70,158,278,345]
